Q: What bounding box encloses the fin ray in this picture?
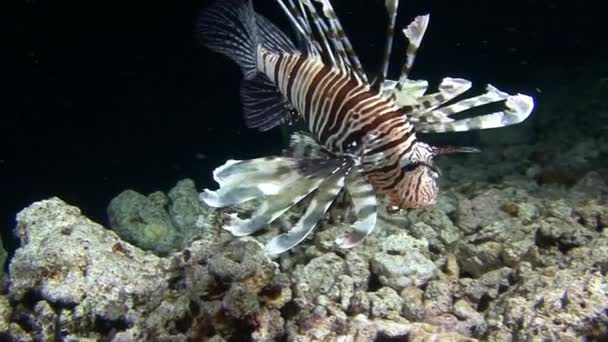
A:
[287,131,334,159]
[399,14,430,84]
[372,0,400,92]
[336,167,378,248]
[240,73,292,131]
[265,161,351,255]
[224,166,334,236]
[201,157,303,207]
[256,13,298,54]
[417,92,535,133]
[198,0,259,79]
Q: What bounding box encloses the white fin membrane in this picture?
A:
[335,166,378,248]
[265,160,352,255]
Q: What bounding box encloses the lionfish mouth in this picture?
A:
[419,161,441,176]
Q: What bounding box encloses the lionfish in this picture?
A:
[198,0,534,255]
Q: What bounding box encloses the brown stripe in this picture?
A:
[384,118,409,136]
[366,130,413,156]
[286,56,306,103]
[310,71,346,137]
[273,54,284,85]
[413,173,423,199]
[383,167,406,191]
[304,65,331,124]
[312,70,342,134]
[321,84,368,144]
[363,137,415,174]
[360,110,404,136]
[366,161,398,175]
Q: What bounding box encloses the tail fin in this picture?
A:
[197,0,259,79]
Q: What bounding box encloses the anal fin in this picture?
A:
[240,73,294,131]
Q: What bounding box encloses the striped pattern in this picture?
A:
[265,158,352,255]
[200,155,348,237]
[336,166,378,248]
[365,141,438,210]
[399,14,430,84]
[277,0,367,82]
[257,48,437,208]
[199,0,535,253]
[372,0,399,90]
[260,49,415,153]
[257,44,442,209]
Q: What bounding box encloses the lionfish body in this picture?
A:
[198,0,534,255]
[259,48,435,209]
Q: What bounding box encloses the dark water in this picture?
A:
[3,0,606,253]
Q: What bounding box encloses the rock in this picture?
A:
[574,200,608,231]
[544,199,575,221]
[444,254,460,279]
[9,198,170,339]
[424,313,460,334]
[0,235,7,291]
[5,91,608,340]
[502,200,540,223]
[409,221,443,253]
[488,267,608,340]
[11,198,169,309]
[457,241,503,278]
[252,307,285,341]
[454,214,540,272]
[536,139,604,186]
[336,275,355,311]
[423,280,453,317]
[344,252,370,290]
[408,207,462,254]
[370,233,437,291]
[460,267,514,304]
[368,287,403,319]
[4,198,289,341]
[291,252,345,311]
[33,300,57,341]
[569,171,608,201]
[537,217,598,251]
[455,188,512,233]
[453,299,486,336]
[168,179,210,242]
[501,236,536,267]
[400,286,425,321]
[0,296,11,335]
[107,189,179,255]
[107,179,217,256]
[347,315,413,341]
[349,289,371,315]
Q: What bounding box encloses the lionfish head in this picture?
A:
[393,142,481,210]
[394,142,439,210]
[397,162,439,209]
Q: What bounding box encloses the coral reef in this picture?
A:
[2,164,607,340]
[2,198,289,341]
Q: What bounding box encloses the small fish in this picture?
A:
[198,0,534,255]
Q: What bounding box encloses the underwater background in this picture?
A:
[3,0,608,340]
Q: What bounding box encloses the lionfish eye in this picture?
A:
[402,161,420,172]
